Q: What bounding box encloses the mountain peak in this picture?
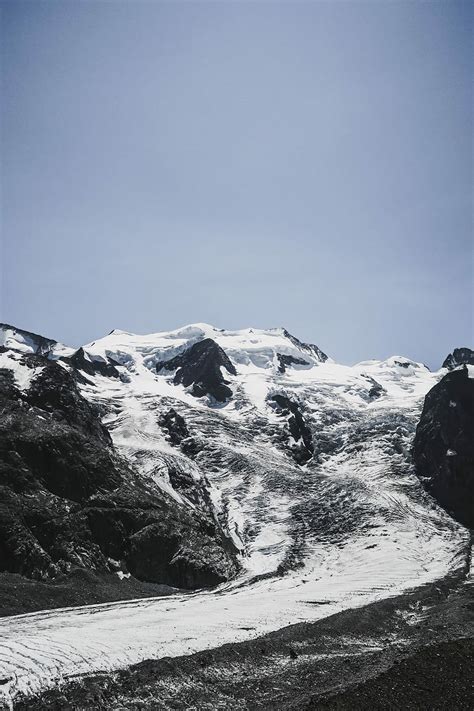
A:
[442,347,474,371]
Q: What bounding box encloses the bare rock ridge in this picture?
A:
[282,328,328,363]
[413,365,474,528]
[156,337,237,402]
[442,347,474,370]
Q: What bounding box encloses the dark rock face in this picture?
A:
[394,360,411,369]
[159,408,190,446]
[442,347,474,371]
[413,368,474,528]
[0,355,239,591]
[63,347,121,379]
[128,515,234,588]
[27,360,112,445]
[159,408,200,457]
[271,395,314,464]
[361,375,386,400]
[276,353,310,374]
[156,338,237,402]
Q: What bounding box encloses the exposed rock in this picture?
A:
[413,367,474,528]
[442,347,474,371]
[361,375,386,400]
[276,353,310,374]
[128,515,235,588]
[0,354,239,592]
[282,329,328,362]
[159,408,201,457]
[271,394,314,464]
[26,359,112,445]
[159,408,190,445]
[394,360,412,369]
[156,338,237,402]
[62,347,121,379]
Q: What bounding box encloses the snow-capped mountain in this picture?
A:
[65,323,452,571]
[0,322,471,706]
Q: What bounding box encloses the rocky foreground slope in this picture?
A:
[414,362,474,528]
[0,327,240,611]
[0,323,472,708]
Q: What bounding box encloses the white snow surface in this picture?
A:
[0,326,42,354]
[0,323,74,360]
[0,323,469,704]
[0,351,44,391]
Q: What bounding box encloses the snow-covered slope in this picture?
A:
[74,323,447,572]
[0,322,71,357]
[0,323,469,705]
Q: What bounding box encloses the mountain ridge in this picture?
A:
[1,320,455,371]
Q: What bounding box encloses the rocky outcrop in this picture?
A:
[156,338,237,402]
[413,367,474,528]
[282,329,328,363]
[159,408,200,457]
[271,394,314,464]
[159,408,190,446]
[442,347,474,370]
[361,374,386,400]
[63,347,121,379]
[0,355,239,591]
[276,353,310,374]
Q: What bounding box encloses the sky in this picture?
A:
[1,0,472,367]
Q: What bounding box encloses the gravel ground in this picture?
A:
[0,570,177,617]
[312,638,473,710]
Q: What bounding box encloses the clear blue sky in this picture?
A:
[1,0,472,367]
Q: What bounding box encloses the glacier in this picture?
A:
[0,323,469,707]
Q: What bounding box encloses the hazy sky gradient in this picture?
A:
[1,0,472,366]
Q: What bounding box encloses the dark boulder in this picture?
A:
[156,338,237,402]
[128,516,235,588]
[442,347,474,371]
[413,367,474,528]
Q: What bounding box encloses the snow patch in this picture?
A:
[0,351,43,390]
